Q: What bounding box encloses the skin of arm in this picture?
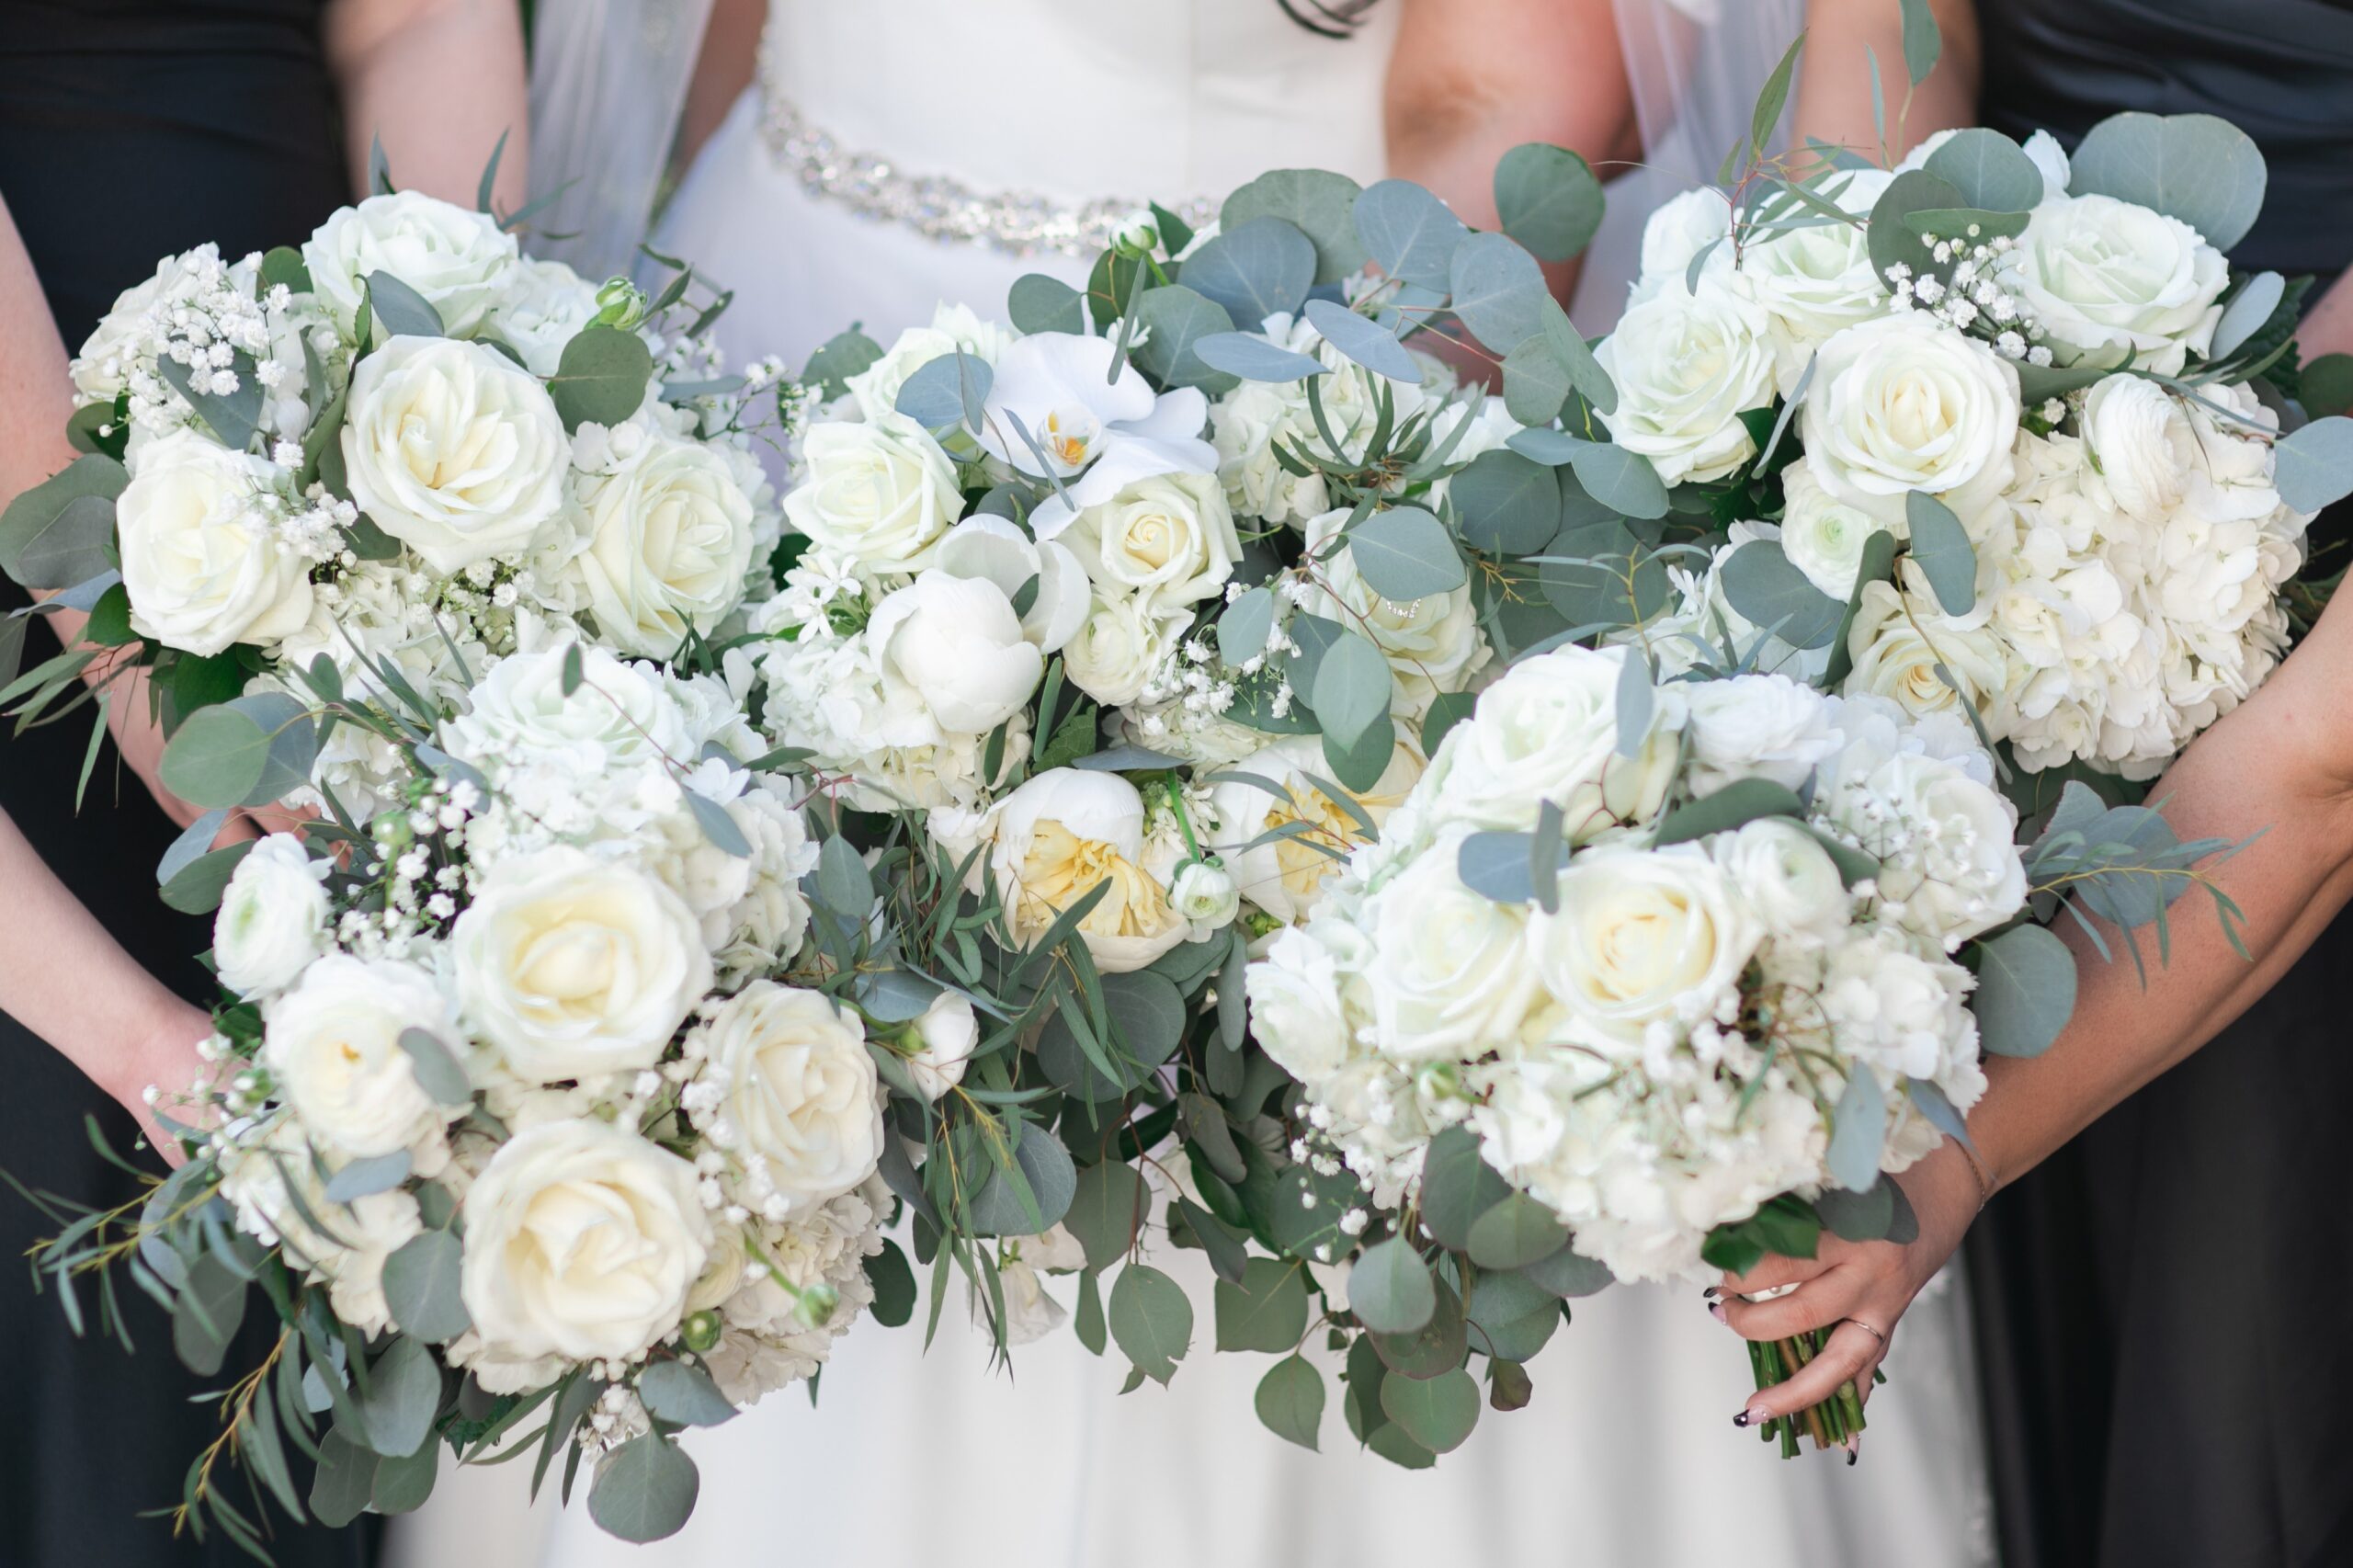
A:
[1790,0,1980,164]
[1719,584,2353,1422]
[1385,0,1642,314]
[324,0,530,210]
[676,0,766,178]
[0,809,213,1162]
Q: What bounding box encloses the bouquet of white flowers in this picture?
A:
[0,165,787,831]
[21,641,918,1549]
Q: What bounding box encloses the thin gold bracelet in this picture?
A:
[1955,1138,1998,1211]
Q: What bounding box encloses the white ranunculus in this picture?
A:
[905,992,980,1100]
[1597,278,1779,486]
[1778,461,1892,600]
[214,834,331,995]
[698,983,883,1212]
[1530,845,1762,1051]
[1361,826,1540,1060]
[301,190,518,336]
[1168,860,1241,927]
[1061,470,1242,612]
[460,1118,711,1362]
[453,847,712,1082]
[445,642,688,775]
[1843,576,2011,726]
[845,303,1016,425]
[1681,673,1840,798]
[342,335,569,574]
[262,955,456,1158]
[934,516,1090,653]
[989,769,1190,971]
[1715,817,1851,939]
[1740,166,1893,386]
[117,431,314,656]
[1246,924,1353,1080]
[487,256,601,377]
[1060,593,1181,709]
[1802,312,2020,525]
[1421,645,1682,836]
[2078,374,2201,526]
[782,415,962,573]
[1211,733,1423,924]
[1855,751,2027,944]
[867,572,1043,734]
[570,427,756,656]
[2004,194,2228,375]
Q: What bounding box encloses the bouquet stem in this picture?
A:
[1746,1331,1877,1459]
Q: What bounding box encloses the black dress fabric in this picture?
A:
[0,5,367,1563]
[1970,5,2353,1564]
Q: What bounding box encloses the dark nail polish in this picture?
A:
[1846,1449,1858,1467]
[1709,1302,1727,1324]
[1733,1410,1751,1428]
[1703,1286,1721,1301]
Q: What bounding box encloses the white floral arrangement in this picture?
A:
[1,182,789,826]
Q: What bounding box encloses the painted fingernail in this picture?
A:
[1709,1301,1727,1324]
[1702,1286,1721,1301]
[1733,1409,1755,1428]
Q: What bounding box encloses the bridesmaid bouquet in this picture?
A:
[0,169,785,835]
[21,641,923,1548]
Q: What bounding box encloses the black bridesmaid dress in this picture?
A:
[0,4,371,1563]
[1967,4,2353,1565]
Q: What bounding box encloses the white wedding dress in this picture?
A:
[388,5,1995,1565]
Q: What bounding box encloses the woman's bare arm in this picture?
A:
[324,0,529,209]
[1793,0,1981,160]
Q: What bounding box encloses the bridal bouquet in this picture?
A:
[22,641,919,1550]
[0,168,785,832]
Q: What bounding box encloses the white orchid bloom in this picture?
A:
[978,332,1216,538]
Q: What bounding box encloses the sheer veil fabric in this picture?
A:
[393,6,1992,1565]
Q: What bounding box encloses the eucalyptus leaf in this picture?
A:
[1307,630,1392,748]
[1346,506,1463,601]
[1380,1367,1481,1454]
[637,1360,737,1427]
[324,1150,412,1204]
[1347,1237,1436,1335]
[1180,216,1317,326]
[1192,331,1329,383]
[1922,129,2043,212]
[969,1119,1079,1236]
[158,841,256,915]
[1972,923,2077,1058]
[1500,333,1574,426]
[1133,285,1239,392]
[397,1028,473,1107]
[801,327,884,401]
[587,1435,700,1543]
[1465,1192,1570,1270]
[1419,1125,1511,1249]
[1904,490,1978,613]
[2211,272,2286,362]
[1613,644,1654,759]
[1007,274,1087,335]
[1899,0,1942,85]
[1519,1243,1613,1298]
[814,834,873,918]
[157,353,262,451]
[1303,297,1421,383]
[1866,171,1967,299]
[1449,449,1560,555]
[0,454,127,590]
[171,1251,247,1377]
[1352,179,1468,289]
[1493,142,1605,263]
[1065,1159,1147,1272]
[1214,1256,1311,1353]
[1825,1064,1887,1194]
[1448,232,1548,353]
[2274,416,2353,513]
[550,326,654,432]
[363,272,446,338]
[357,1337,441,1459]
[1222,168,1368,285]
[2069,111,2267,253]
[893,350,994,431]
[1108,1263,1193,1384]
[685,790,752,858]
[1654,778,1809,846]
[1565,437,1670,520]
[310,1431,381,1529]
[382,1228,472,1343]
[1255,1355,1325,1451]
[1719,540,1844,648]
[1217,585,1277,665]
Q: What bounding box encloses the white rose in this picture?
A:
[1298,507,1489,709]
[1713,818,1851,940]
[262,955,457,1158]
[1062,470,1242,611]
[989,769,1190,972]
[117,431,314,656]
[1778,461,1892,599]
[934,516,1090,653]
[342,335,568,574]
[460,1118,711,1362]
[1817,928,1976,1082]
[844,304,1015,426]
[782,416,962,573]
[1637,187,1733,285]
[2004,194,2228,375]
[487,256,601,377]
[570,428,756,656]
[1362,827,1539,1060]
[1169,860,1241,927]
[1739,166,1893,386]
[1597,278,1779,486]
[1843,576,2011,727]
[1421,645,1682,835]
[867,572,1044,734]
[1246,924,1353,1081]
[301,191,519,335]
[453,847,712,1082]
[697,983,883,1212]
[1211,733,1422,923]
[1802,312,2020,524]
[905,992,980,1100]
[214,834,330,995]
[1529,845,1762,1051]
[1060,592,1182,709]
[1681,673,1840,798]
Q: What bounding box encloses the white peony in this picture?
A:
[1801,312,2020,525]
[116,431,314,656]
[214,834,331,995]
[262,956,456,1159]
[866,572,1044,734]
[568,426,757,657]
[452,846,712,1083]
[905,992,980,1100]
[301,190,518,336]
[2003,194,2228,375]
[460,1117,712,1362]
[934,516,1090,653]
[695,983,884,1213]
[341,335,569,574]
[1597,278,1779,486]
[987,769,1190,972]
[781,415,963,574]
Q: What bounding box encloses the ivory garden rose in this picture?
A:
[116,430,315,655]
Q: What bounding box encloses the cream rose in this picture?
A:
[1740,166,1893,385]
[460,1118,712,1362]
[570,429,757,656]
[1362,825,1540,1059]
[487,256,602,377]
[262,955,456,1159]
[215,834,331,995]
[1061,470,1242,611]
[342,335,569,574]
[1713,817,1851,940]
[1298,507,1488,708]
[989,769,1190,972]
[1421,645,1682,836]
[1530,845,1763,1051]
[1060,593,1182,709]
[844,304,1015,425]
[1636,187,1733,287]
[117,431,315,656]
[1843,577,2012,726]
[301,190,518,336]
[781,415,962,573]
[1596,278,1779,486]
[697,982,883,1212]
[1801,312,2021,525]
[452,847,712,1082]
[2004,194,2228,375]
[1245,924,1353,1081]
[1168,860,1241,927]
[867,572,1044,734]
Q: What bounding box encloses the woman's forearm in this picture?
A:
[1794,0,1980,159]
[1972,599,2353,1187]
[325,0,529,209]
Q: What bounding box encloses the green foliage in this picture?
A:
[550,326,654,431]
[1108,1264,1193,1384]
